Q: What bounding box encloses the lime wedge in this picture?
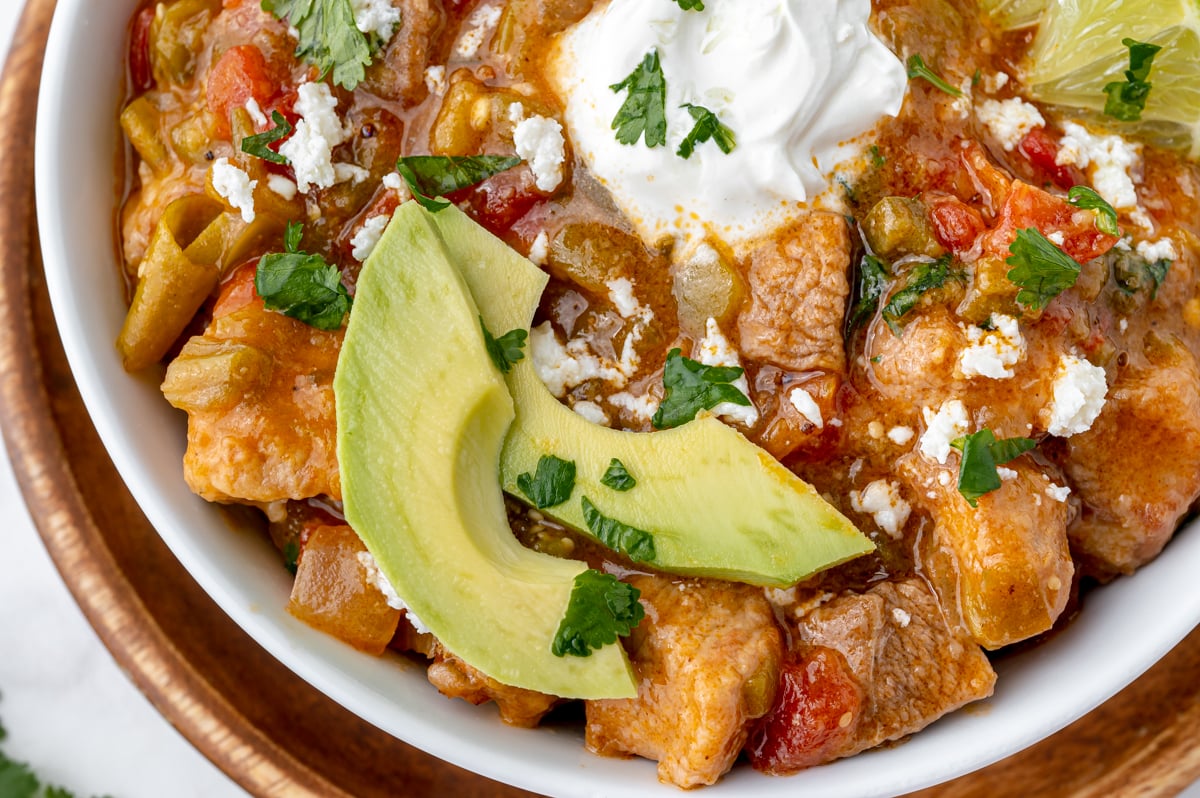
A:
[1026,0,1200,156]
[980,0,1047,30]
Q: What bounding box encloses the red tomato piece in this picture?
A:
[207,45,281,139]
[925,193,986,254]
[212,259,265,319]
[1018,127,1083,192]
[983,180,1119,265]
[128,6,155,93]
[746,647,864,775]
[454,168,544,236]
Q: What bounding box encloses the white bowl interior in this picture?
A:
[33,1,1200,795]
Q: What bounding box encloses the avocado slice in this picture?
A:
[335,203,637,698]
[424,207,873,587]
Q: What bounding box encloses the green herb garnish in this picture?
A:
[1103,38,1161,122]
[671,0,705,8]
[283,540,300,575]
[395,155,522,212]
[610,50,668,148]
[1144,257,1171,300]
[1067,186,1120,237]
[881,256,961,334]
[676,104,735,159]
[240,110,293,165]
[870,144,886,168]
[850,254,890,330]
[951,429,1037,507]
[600,458,636,492]
[581,496,656,562]
[516,455,576,509]
[256,222,352,330]
[480,317,527,374]
[1006,228,1081,311]
[261,0,374,90]
[551,570,645,658]
[651,348,751,429]
[906,54,963,97]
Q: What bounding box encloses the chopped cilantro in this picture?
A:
[240,110,293,165]
[256,224,352,330]
[671,0,705,8]
[480,317,527,374]
[881,256,961,334]
[870,144,886,168]
[1113,250,1171,301]
[516,455,576,509]
[282,540,300,575]
[551,570,644,658]
[395,155,522,212]
[951,429,1037,507]
[905,54,963,97]
[849,254,890,331]
[1067,186,1120,237]
[581,496,656,562]
[1103,38,1161,122]
[0,751,38,798]
[676,104,735,159]
[262,0,374,90]
[1006,228,1081,311]
[1144,258,1171,300]
[600,458,636,492]
[609,50,668,148]
[651,348,751,429]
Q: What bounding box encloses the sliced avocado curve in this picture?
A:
[335,202,636,699]
[425,207,874,587]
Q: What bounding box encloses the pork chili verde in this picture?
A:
[116,0,1200,788]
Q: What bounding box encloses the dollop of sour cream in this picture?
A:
[551,0,907,251]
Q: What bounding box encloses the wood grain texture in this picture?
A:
[0,1,1196,796]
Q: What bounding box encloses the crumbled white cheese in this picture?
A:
[455,4,502,59]
[997,466,1018,481]
[1046,482,1071,502]
[210,157,257,223]
[423,65,448,95]
[334,162,371,184]
[1118,318,1129,333]
[608,390,660,422]
[1136,238,1178,262]
[1047,354,1108,437]
[977,97,1044,152]
[529,322,624,396]
[266,174,298,200]
[696,317,759,427]
[980,71,1009,94]
[279,81,350,193]
[356,551,428,632]
[528,231,550,266]
[571,400,609,426]
[788,387,823,429]
[937,470,952,486]
[891,607,912,628]
[382,171,404,190]
[887,426,914,445]
[351,0,402,41]
[351,214,390,261]
[958,313,1025,379]
[849,479,911,539]
[1056,122,1141,210]
[920,399,970,464]
[513,113,566,192]
[244,98,268,128]
[1047,230,1066,246]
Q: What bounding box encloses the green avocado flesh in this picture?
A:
[335,202,636,698]
[423,206,874,587]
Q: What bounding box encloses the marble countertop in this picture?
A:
[1,1,1197,797]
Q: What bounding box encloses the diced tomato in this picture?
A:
[983,180,1119,265]
[746,647,864,775]
[925,193,986,254]
[128,6,155,93]
[207,45,281,139]
[1018,127,1083,192]
[212,260,264,319]
[453,168,544,236]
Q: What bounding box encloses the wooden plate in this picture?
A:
[1,0,1198,795]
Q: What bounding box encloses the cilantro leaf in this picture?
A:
[1067,186,1120,237]
[1103,38,1161,122]
[551,569,645,657]
[1006,228,1081,311]
[870,144,886,168]
[905,54,963,97]
[516,455,576,509]
[849,254,890,331]
[672,0,705,8]
[651,348,751,429]
[1113,249,1171,301]
[256,231,353,330]
[0,751,39,798]
[676,104,735,159]
[1144,258,1171,300]
[881,256,961,334]
[282,540,300,575]
[262,0,373,90]
[609,50,668,148]
[950,429,1037,507]
[600,458,636,492]
[394,155,521,212]
[581,496,656,562]
[241,110,293,165]
[480,317,527,374]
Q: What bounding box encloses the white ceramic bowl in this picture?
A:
[34,1,1200,795]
